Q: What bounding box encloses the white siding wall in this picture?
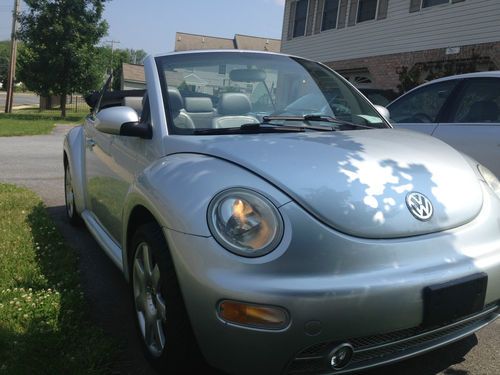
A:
[123,81,146,90]
[281,0,500,62]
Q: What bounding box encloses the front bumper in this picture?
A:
[164,188,500,375]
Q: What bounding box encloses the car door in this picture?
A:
[83,97,147,244]
[388,79,460,135]
[432,77,500,177]
[84,110,122,242]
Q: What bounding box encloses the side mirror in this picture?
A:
[374,105,390,121]
[95,106,151,139]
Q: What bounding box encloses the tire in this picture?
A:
[64,162,82,226]
[130,222,203,373]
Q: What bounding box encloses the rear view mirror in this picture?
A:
[229,69,267,82]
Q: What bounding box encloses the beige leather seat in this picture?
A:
[124,96,143,116]
[212,93,259,128]
[168,88,194,129]
[183,97,216,129]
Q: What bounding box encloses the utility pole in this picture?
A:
[4,0,21,113]
[106,40,120,88]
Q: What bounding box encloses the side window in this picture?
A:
[389,80,458,123]
[422,0,449,9]
[357,0,378,23]
[322,0,340,31]
[452,78,500,123]
[293,0,309,38]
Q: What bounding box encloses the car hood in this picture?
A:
[165,129,483,239]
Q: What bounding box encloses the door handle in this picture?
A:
[86,139,96,149]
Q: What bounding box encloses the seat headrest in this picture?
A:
[217,93,252,116]
[168,88,183,113]
[185,97,214,113]
[465,100,499,122]
[123,97,143,115]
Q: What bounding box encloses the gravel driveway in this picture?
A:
[0,125,498,375]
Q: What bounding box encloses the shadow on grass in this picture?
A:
[0,202,116,374]
[0,112,84,122]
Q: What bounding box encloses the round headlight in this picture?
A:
[207,189,283,257]
[478,164,500,198]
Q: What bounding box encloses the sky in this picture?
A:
[0,0,286,54]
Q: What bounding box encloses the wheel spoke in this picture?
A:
[133,259,146,287]
[145,314,154,346]
[154,319,166,350]
[156,294,167,321]
[151,264,161,293]
[136,310,146,337]
[142,244,154,280]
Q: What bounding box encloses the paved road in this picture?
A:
[0,126,498,375]
[0,91,40,109]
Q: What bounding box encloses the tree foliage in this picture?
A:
[0,41,11,89]
[17,0,109,116]
[96,46,147,90]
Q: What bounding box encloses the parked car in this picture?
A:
[359,88,398,106]
[387,71,500,177]
[64,51,500,375]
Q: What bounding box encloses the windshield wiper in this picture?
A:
[192,123,307,135]
[263,115,373,129]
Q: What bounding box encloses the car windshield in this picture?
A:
[156,52,387,134]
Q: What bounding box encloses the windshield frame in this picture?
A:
[155,51,391,135]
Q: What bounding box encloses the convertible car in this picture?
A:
[64,50,500,375]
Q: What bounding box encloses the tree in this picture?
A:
[0,41,11,89]
[17,0,109,117]
[96,46,148,90]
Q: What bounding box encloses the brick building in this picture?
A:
[280,0,500,92]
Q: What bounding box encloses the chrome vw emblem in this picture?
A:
[406,192,433,221]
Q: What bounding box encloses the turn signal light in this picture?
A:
[218,300,289,330]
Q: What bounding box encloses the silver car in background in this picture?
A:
[387,71,500,177]
[63,51,500,375]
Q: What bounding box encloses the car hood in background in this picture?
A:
[165,129,483,239]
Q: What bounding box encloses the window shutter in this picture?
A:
[377,0,389,20]
[306,0,318,36]
[337,0,349,28]
[287,1,297,40]
[409,0,421,13]
[348,0,359,26]
[314,0,325,33]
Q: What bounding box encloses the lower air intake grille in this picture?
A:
[287,302,499,374]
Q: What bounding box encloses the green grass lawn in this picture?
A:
[0,110,87,137]
[0,184,116,374]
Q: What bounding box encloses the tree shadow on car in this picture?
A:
[0,202,116,373]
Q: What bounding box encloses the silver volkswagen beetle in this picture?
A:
[63,50,500,375]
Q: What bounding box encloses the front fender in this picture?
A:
[63,125,85,214]
[121,153,291,275]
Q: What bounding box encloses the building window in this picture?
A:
[293,0,309,38]
[357,0,378,23]
[422,0,449,8]
[322,0,340,31]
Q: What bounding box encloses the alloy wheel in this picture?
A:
[64,165,74,218]
[133,242,167,357]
